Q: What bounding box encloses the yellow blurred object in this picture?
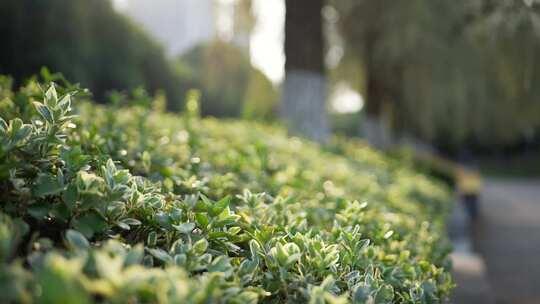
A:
[456,167,483,195]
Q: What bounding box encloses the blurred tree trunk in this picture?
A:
[363,74,391,149]
[282,0,329,144]
[362,37,392,149]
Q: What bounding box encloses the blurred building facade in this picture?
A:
[124,0,216,55]
[123,0,252,56]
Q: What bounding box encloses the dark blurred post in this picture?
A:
[282,0,329,143]
[359,9,392,150]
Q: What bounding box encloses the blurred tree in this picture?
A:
[282,0,330,143]
[452,0,540,150]
[179,40,277,119]
[0,0,186,111]
[332,0,540,153]
[332,0,451,149]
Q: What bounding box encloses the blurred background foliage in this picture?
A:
[178,40,277,119]
[0,0,187,111]
[331,0,540,154]
[0,0,539,158]
[0,0,276,120]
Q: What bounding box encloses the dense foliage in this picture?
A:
[0,78,453,303]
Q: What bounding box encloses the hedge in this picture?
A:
[0,77,453,303]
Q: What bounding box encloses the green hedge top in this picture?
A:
[0,78,453,303]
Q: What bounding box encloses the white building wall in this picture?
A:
[125,0,216,55]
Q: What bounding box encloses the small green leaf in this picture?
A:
[249,240,262,261]
[147,248,172,264]
[12,124,32,143]
[57,94,72,112]
[154,212,172,229]
[374,285,394,303]
[115,221,130,230]
[72,212,107,238]
[209,196,230,217]
[0,117,7,133]
[169,207,183,222]
[33,102,54,124]
[191,238,208,255]
[62,184,78,211]
[32,174,64,197]
[122,218,142,226]
[147,231,157,247]
[45,84,58,107]
[194,197,209,212]
[124,244,144,266]
[195,213,209,228]
[106,158,117,173]
[28,204,50,220]
[174,254,187,266]
[65,229,90,250]
[143,255,154,267]
[208,256,233,276]
[10,118,22,133]
[173,222,195,234]
[61,147,91,173]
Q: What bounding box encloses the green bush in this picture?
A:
[0,77,453,303]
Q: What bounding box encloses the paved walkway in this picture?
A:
[472,178,540,304]
[449,194,494,304]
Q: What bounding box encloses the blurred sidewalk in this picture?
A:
[448,196,494,304]
[449,178,540,304]
[472,178,540,304]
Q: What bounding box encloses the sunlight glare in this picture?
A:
[250,0,285,84]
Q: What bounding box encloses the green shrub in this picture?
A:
[0,77,453,303]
